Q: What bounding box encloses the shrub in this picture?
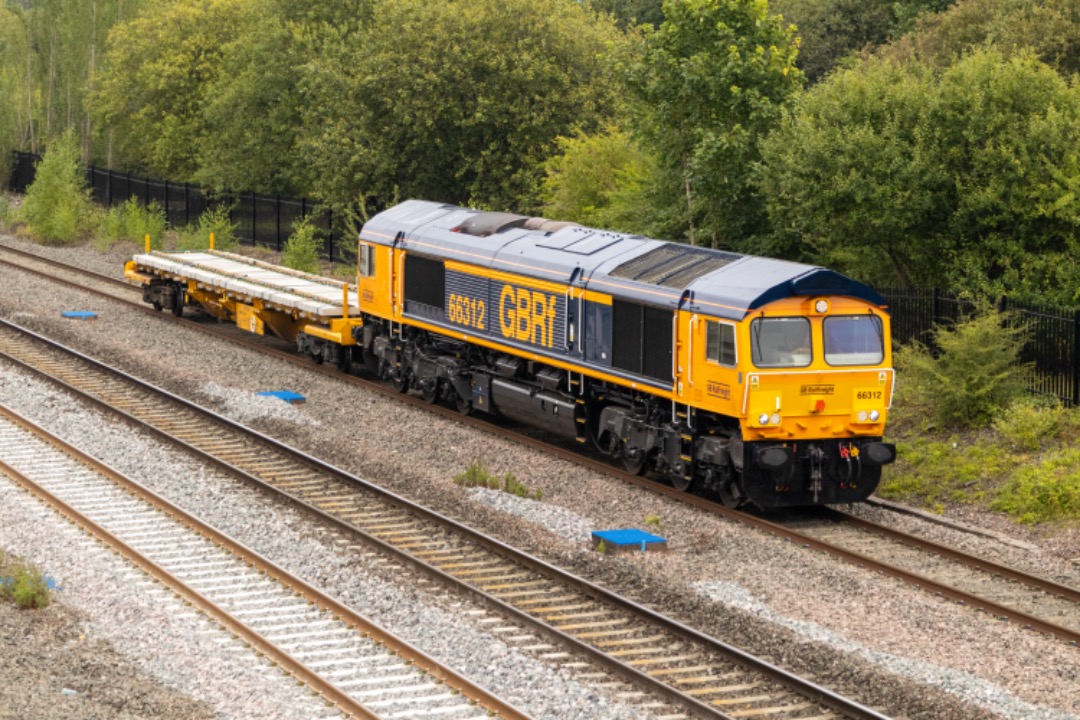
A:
[281,217,322,274]
[177,204,238,251]
[99,197,167,249]
[991,447,1080,523]
[20,129,95,244]
[893,306,1029,430]
[993,396,1069,453]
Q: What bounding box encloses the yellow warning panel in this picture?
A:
[236,303,264,335]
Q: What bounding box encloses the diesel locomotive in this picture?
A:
[128,199,897,509]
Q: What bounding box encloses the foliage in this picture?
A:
[297,0,624,213]
[620,0,804,249]
[759,50,1080,304]
[280,216,322,274]
[92,0,253,179]
[586,0,664,28]
[540,128,659,233]
[991,447,1080,524]
[98,198,167,249]
[892,306,1029,430]
[644,514,662,532]
[0,554,52,610]
[771,0,896,84]
[878,436,1008,506]
[992,397,1073,454]
[176,205,238,251]
[20,130,95,244]
[883,0,1080,77]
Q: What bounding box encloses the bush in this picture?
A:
[20,129,95,244]
[281,217,321,274]
[991,447,1080,523]
[0,554,52,610]
[99,197,167,249]
[177,204,238,251]
[992,396,1070,453]
[893,306,1029,430]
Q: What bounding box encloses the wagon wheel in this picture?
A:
[455,394,473,416]
[171,289,185,317]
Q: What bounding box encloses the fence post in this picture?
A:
[932,287,941,328]
[164,180,169,226]
[251,191,257,246]
[275,195,282,251]
[1073,310,1080,408]
[184,183,190,226]
[107,168,113,206]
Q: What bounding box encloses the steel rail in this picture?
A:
[0,403,530,720]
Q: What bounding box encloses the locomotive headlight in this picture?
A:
[857,410,869,422]
[758,413,770,425]
[770,413,782,425]
[869,409,881,422]
[814,299,829,314]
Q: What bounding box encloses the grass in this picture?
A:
[0,551,53,610]
[454,457,542,500]
[881,396,1080,524]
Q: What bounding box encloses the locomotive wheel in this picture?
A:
[391,371,409,393]
[455,395,473,416]
[421,379,439,404]
[718,479,744,509]
[670,473,693,492]
[622,447,647,475]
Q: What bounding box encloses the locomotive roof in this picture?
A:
[361,200,887,320]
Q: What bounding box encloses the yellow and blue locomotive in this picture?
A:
[127,199,896,509]
[354,201,895,508]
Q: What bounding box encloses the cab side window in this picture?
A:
[359,244,375,277]
[705,321,736,366]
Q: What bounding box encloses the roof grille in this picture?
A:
[609,244,741,288]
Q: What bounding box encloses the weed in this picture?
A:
[596,540,607,554]
[0,554,52,610]
[644,514,662,533]
[454,457,538,499]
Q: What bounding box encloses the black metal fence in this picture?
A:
[881,287,1080,407]
[7,151,350,263]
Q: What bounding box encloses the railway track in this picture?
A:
[0,317,882,720]
[782,507,1080,643]
[0,401,526,720]
[6,239,1079,709]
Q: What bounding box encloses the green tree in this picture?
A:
[540,127,658,233]
[883,0,1080,76]
[771,0,895,84]
[621,0,804,249]
[759,50,1080,304]
[587,0,665,28]
[297,0,624,213]
[21,129,95,244]
[91,0,253,179]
